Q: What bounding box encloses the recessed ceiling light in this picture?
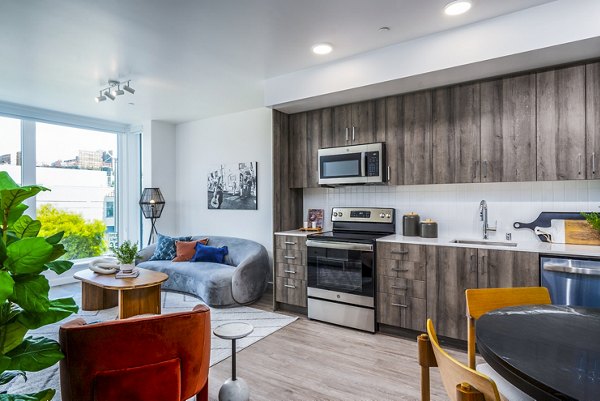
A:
[312,43,333,55]
[444,0,472,16]
[379,26,391,32]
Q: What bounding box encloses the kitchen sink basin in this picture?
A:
[450,239,518,247]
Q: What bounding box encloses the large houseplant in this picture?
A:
[0,172,78,400]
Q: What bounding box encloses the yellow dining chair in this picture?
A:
[419,319,501,401]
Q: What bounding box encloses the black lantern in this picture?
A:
[139,187,165,245]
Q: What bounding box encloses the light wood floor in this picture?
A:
[208,291,464,401]
[51,284,463,400]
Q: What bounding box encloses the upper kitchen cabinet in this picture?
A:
[432,83,481,184]
[332,101,375,146]
[306,108,333,188]
[288,112,308,188]
[481,74,537,182]
[586,62,600,179]
[403,91,433,185]
[537,65,586,181]
[374,96,404,185]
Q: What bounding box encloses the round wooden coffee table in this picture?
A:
[74,267,168,319]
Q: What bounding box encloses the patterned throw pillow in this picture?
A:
[172,238,209,262]
[149,234,192,260]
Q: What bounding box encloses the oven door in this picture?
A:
[306,240,374,298]
[318,147,366,185]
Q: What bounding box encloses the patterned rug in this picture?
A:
[6,290,297,399]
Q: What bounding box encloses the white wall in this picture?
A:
[142,120,178,237]
[304,181,600,243]
[175,108,273,258]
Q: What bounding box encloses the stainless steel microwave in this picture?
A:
[318,142,386,185]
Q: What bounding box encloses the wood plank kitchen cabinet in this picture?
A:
[481,74,537,182]
[477,249,540,288]
[432,83,480,184]
[382,96,404,185]
[288,112,308,188]
[537,65,586,181]
[274,235,307,308]
[586,62,600,179]
[403,91,433,185]
[333,101,375,146]
[426,246,478,341]
[306,108,333,187]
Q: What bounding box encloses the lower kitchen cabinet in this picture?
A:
[478,249,540,288]
[426,246,478,341]
[274,235,308,309]
[377,292,426,331]
[275,277,307,307]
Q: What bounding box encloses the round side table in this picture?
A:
[213,322,254,401]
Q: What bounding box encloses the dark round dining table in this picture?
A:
[476,304,600,401]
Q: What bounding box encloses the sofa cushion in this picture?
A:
[173,238,209,262]
[150,234,192,261]
[192,243,229,264]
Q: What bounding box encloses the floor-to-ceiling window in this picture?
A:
[0,116,22,184]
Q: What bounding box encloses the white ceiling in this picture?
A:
[0,0,556,125]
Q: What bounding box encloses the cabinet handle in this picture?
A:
[579,153,582,175]
[284,284,296,289]
[483,160,488,178]
[392,267,409,272]
[390,250,409,255]
[391,285,408,290]
[283,256,296,260]
[391,303,408,308]
[284,241,296,245]
[387,165,391,181]
[593,152,597,175]
[284,270,297,274]
[352,126,355,142]
[345,127,349,142]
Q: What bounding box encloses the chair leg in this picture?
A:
[417,334,437,401]
[196,379,208,401]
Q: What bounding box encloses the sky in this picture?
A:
[0,117,117,165]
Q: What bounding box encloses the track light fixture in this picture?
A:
[95,79,135,103]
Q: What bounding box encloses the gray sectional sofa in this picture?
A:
[136,236,269,307]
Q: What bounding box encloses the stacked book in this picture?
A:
[115,268,140,279]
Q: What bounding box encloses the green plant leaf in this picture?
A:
[43,232,64,245]
[6,204,28,227]
[0,238,6,264]
[44,260,73,275]
[18,298,78,330]
[9,276,50,313]
[0,186,48,214]
[0,389,55,401]
[0,370,26,385]
[5,238,53,275]
[0,354,11,372]
[46,244,65,262]
[11,216,41,239]
[0,271,14,304]
[6,337,63,372]
[0,172,18,190]
[1,321,28,354]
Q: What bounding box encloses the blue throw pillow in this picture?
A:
[149,234,192,260]
[192,243,229,264]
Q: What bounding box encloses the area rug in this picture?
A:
[6,290,297,399]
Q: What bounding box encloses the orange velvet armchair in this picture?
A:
[59,305,211,401]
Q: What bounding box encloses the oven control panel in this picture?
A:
[331,207,394,223]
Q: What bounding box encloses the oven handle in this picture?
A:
[306,240,373,252]
[543,263,600,276]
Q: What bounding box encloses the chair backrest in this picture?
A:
[59,305,211,401]
[425,319,501,401]
[465,287,551,368]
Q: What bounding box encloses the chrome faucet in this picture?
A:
[479,200,497,240]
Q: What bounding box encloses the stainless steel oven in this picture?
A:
[318,142,386,185]
[306,207,395,333]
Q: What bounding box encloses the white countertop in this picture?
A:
[377,234,600,258]
[274,230,315,237]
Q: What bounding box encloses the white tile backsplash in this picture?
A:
[303,181,600,242]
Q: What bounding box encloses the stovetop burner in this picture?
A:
[308,230,390,244]
[307,207,396,244]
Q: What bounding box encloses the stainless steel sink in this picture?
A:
[450,239,518,247]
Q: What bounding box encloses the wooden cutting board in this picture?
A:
[564,220,600,245]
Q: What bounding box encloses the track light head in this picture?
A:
[95,91,107,103]
[112,85,125,96]
[104,90,116,101]
[123,82,135,94]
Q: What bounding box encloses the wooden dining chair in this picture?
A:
[419,319,501,401]
[465,287,551,369]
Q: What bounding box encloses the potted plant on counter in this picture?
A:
[0,171,78,400]
[110,240,139,272]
